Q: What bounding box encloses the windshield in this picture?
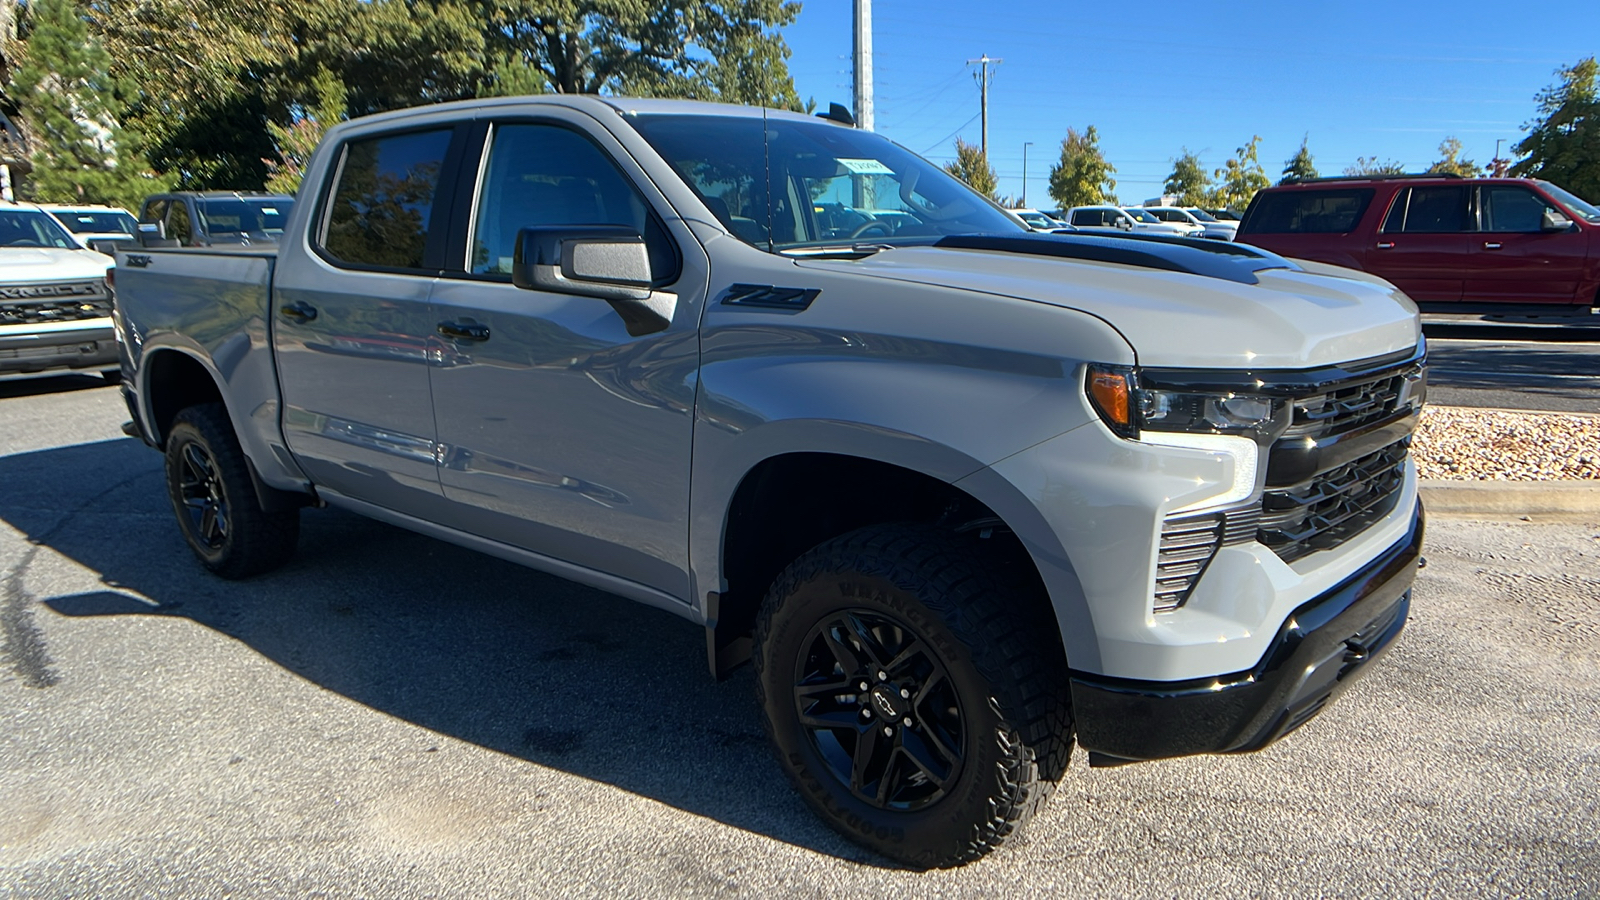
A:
[1124,208,1159,223]
[52,210,136,234]
[1019,212,1054,227]
[1539,181,1600,224]
[1210,208,1242,221]
[196,198,293,236]
[1185,208,1219,222]
[0,209,78,248]
[630,114,1024,251]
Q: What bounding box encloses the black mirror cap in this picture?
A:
[136,221,178,248]
[512,225,650,291]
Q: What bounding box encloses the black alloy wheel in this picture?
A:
[755,523,1074,868]
[176,441,229,551]
[163,402,300,579]
[793,610,965,811]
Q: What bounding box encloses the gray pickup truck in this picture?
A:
[114,96,1426,867]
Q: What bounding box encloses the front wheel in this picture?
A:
[164,403,299,579]
[754,524,1072,867]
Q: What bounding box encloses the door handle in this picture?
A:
[437,320,491,342]
[1376,242,1395,250]
[1483,242,1503,250]
[279,300,318,323]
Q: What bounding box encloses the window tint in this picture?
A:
[167,202,193,244]
[1242,189,1374,234]
[1071,209,1097,226]
[1382,185,1469,233]
[469,123,676,282]
[1482,186,1554,233]
[322,128,453,270]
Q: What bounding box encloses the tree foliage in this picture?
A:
[7,0,806,198]
[1210,135,1269,209]
[480,0,803,108]
[8,0,171,208]
[1428,136,1482,177]
[1345,156,1406,176]
[1163,148,1210,206]
[943,136,998,200]
[1048,125,1117,209]
[1280,137,1317,184]
[1511,57,1600,201]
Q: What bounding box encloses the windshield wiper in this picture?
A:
[778,242,894,259]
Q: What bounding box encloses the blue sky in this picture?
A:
[781,0,1599,207]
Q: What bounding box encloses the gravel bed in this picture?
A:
[1413,405,1600,481]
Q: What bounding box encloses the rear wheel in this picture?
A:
[163,403,299,579]
[754,524,1072,867]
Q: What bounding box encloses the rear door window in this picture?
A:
[1242,189,1375,234]
[1381,185,1470,233]
[320,128,454,270]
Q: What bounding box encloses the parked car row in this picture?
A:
[1237,174,1600,314]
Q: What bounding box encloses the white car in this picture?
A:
[0,202,118,379]
[42,204,139,252]
[1141,206,1237,241]
[1124,207,1203,237]
[1065,205,1188,236]
[1008,208,1070,231]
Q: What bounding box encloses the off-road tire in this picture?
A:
[754,523,1073,868]
[164,403,299,579]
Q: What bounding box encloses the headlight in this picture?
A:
[1086,364,1286,441]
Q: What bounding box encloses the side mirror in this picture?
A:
[1118,218,1134,230]
[86,237,131,255]
[513,226,676,336]
[1541,208,1575,233]
[137,221,178,248]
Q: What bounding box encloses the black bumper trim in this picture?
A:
[1071,502,1424,763]
[0,325,118,374]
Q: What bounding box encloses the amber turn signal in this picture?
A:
[1087,367,1134,437]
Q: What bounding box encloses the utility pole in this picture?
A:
[1022,141,1033,207]
[853,0,873,131]
[967,54,1002,156]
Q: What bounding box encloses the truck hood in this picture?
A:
[0,247,114,282]
[796,241,1420,369]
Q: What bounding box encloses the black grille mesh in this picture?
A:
[0,296,113,326]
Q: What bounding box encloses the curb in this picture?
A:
[1420,479,1600,521]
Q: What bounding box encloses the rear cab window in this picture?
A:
[318,128,456,271]
[1241,189,1375,234]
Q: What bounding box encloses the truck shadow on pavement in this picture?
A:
[0,436,884,866]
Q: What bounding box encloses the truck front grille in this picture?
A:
[1258,440,1409,563]
[1282,361,1422,442]
[0,292,113,326]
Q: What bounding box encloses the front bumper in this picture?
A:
[0,322,117,375]
[1071,504,1423,763]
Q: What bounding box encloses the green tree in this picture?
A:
[479,0,803,108]
[1209,135,1269,209]
[263,66,347,195]
[1163,148,1210,205]
[1047,125,1117,209]
[943,136,998,200]
[1511,57,1600,201]
[1280,136,1317,184]
[1428,136,1482,177]
[9,0,171,208]
[1344,156,1406,176]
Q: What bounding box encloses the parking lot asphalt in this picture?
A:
[1422,317,1600,413]
[2,377,1598,899]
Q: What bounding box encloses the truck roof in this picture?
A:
[340,94,835,131]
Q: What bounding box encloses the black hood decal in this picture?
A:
[934,232,1301,286]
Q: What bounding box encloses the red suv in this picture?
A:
[1236,175,1600,314]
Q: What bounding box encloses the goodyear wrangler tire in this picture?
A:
[164,403,299,579]
[754,524,1073,867]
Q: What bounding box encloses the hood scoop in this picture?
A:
[934,232,1301,286]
